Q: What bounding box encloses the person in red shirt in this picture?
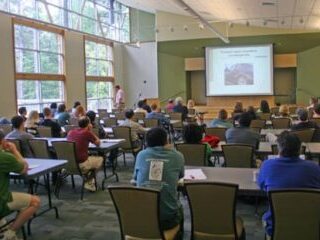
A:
[67,116,102,192]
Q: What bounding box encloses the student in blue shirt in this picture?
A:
[133,127,184,236]
[258,131,320,237]
[210,109,233,128]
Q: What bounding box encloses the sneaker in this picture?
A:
[3,229,21,240]
[84,181,96,192]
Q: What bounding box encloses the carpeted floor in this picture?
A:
[8,155,267,240]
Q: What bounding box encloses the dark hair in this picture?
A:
[18,107,27,115]
[78,117,90,128]
[50,102,57,109]
[277,131,301,157]
[234,102,243,113]
[86,110,96,123]
[314,104,320,115]
[146,127,167,147]
[11,115,24,129]
[73,101,81,108]
[43,107,51,117]
[247,106,257,120]
[218,109,228,120]
[183,124,203,144]
[137,100,144,108]
[296,108,308,121]
[239,112,252,127]
[260,100,270,113]
[115,85,120,89]
[57,104,66,113]
[125,109,134,119]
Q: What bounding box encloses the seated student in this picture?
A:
[258,131,320,238]
[313,103,320,118]
[0,131,40,240]
[142,99,151,113]
[134,100,148,116]
[24,110,40,137]
[210,109,233,128]
[50,102,58,118]
[291,108,319,130]
[173,97,188,121]
[257,100,270,113]
[67,117,103,192]
[232,101,244,121]
[187,99,195,110]
[18,107,27,121]
[307,96,318,110]
[183,124,212,163]
[55,103,70,126]
[86,110,106,139]
[226,112,260,149]
[166,99,175,113]
[277,104,291,118]
[72,101,81,114]
[133,127,184,236]
[146,103,170,126]
[247,106,258,120]
[72,105,86,119]
[40,107,62,138]
[6,116,34,158]
[120,110,147,148]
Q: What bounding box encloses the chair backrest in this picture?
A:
[308,108,314,119]
[108,186,164,240]
[250,119,266,128]
[205,127,227,141]
[7,139,22,155]
[112,126,133,149]
[291,129,315,142]
[222,144,254,168]
[289,106,297,115]
[69,117,79,126]
[29,139,50,158]
[134,112,145,121]
[271,107,279,115]
[98,109,109,119]
[185,182,239,240]
[250,127,262,134]
[52,141,80,175]
[115,112,126,121]
[0,124,12,136]
[271,144,306,155]
[91,127,99,137]
[176,143,207,166]
[258,113,272,120]
[310,118,320,126]
[144,118,159,128]
[103,118,118,128]
[188,108,196,115]
[64,125,77,134]
[169,112,182,121]
[272,118,291,129]
[269,189,320,240]
[37,127,52,138]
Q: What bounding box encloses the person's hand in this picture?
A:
[2,141,18,153]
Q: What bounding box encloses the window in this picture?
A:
[85,39,114,112]
[14,22,65,112]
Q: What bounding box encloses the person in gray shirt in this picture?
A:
[6,116,34,157]
[226,112,260,149]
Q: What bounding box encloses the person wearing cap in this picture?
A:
[0,130,40,240]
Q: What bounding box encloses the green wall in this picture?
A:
[297,45,320,104]
[130,9,155,42]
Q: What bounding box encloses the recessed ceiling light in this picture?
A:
[262,2,276,6]
[199,23,205,29]
[246,21,250,27]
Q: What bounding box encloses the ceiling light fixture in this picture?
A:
[246,21,250,27]
[300,18,304,24]
[198,23,205,30]
[183,25,188,31]
[229,22,234,28]
[136,40,140,48]
[169,26,174,32]
[281,19,285,25]
[263,20,268,26]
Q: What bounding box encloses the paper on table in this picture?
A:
[28,164,39,170]
[102,139,124,143]
[184,169,207,180]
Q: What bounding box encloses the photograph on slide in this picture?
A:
[224,63,254,86]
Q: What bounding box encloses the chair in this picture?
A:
[169,112,182,121]
[250,119,266,129]
[251,127,262,134]
[69,117,79,126]
[222,144,254,168]
[37,127,52,138]
[271,144,306,155]
[7,139,22,155]
[271,107,279,116]
[310,118,320,125]
[133,112,145,122]
[258,113,272,121]
[176,143,207,166]
[144,118,159,128]
[115,112,125,121]
[205,127,227,141]
[185,182,245,240]
[291,129,315,142]
[64,125,77,135]
[52,141,96,200]
[29,139,50,158]
[271,118,291,129]
[269,189,320,240]
[188,108,196,115]
[98,109,109,119]
[91,127,99,137]
[103,118,118,128]
[289,106,298,115]
[0,124,12,136]
[112,126,142,165]
[108,186,180,240]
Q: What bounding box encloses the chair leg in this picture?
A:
[122,152,126,166]
[71,175,75,189]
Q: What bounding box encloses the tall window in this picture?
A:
[85,39,114,111]
[14,22,65,112]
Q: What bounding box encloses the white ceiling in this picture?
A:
[118,0,320,29]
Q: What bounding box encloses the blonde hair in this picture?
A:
[279,105,289,116]
[187,99,195,109]
[75,105,86,118]
[175,97,183,105]
[25,110,39,128]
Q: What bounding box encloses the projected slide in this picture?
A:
[206,45,273,96]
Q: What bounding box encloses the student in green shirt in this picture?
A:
[0,131,40,240]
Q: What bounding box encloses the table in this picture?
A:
[260,129,288,137]
[11,158,67,234]
[211,141,273,155]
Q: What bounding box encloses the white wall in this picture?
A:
[122,42,158,108]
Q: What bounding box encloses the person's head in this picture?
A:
[238,112,252,127]
[146,127,168,147]
[73,101,81,109]
[314,104,320,115]
[168,99,174,104]
[27,110,39,122]
[125,109,134,119]
[277,131,301,158]
[86,110,96,124]
[296,108,308,122]
[309,97,318,105]
[279,105,289,116]
[143,99,148,104]
[260,100,270,113]
[75,105,85,117]
[175,97,183,105]
[183,124,203,144]
[247,106,255,114]
[18,107,27,116]
[218,109,228,120]
[151,103,159,112]
[11,116,25,130]
[50,102,57,109]
[78,116,91,129]
[57,103,66,113]
[187,99,195,109]
[115,85,120,90]
[43,107,52,118]
[137,100,144,108]
[234,101,243,112]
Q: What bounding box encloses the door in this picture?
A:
[274,68,296,104]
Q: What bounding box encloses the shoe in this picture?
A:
[84,181,96,192]
[3,229,21,240]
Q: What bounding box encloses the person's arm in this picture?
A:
[2,141,28,174]
[257,163,267,190]
[87,129,101,146]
